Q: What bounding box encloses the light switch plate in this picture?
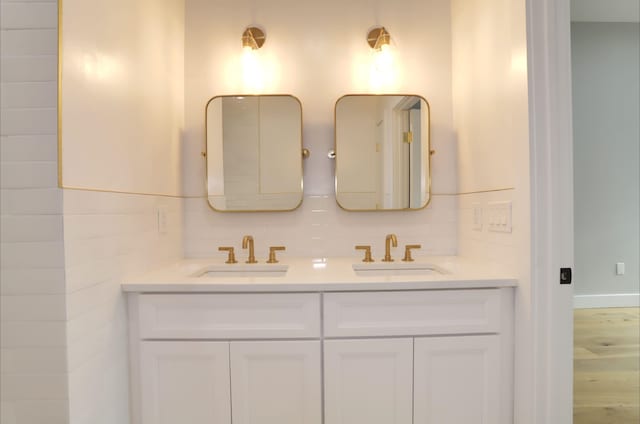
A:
[472,202,483,231]
[616,262,625,275]
[487,201,512,233]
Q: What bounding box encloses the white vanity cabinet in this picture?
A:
[129,293,322,424]
[127,288,513,424]
[230,341,322,424]
[413,335,501,424]
[324,338,414,424]
[322,289,512,424]
[139,341,231,424]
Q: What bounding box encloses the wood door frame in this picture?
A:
[525,0,575,422]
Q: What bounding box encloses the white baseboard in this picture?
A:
[574,293,640,309]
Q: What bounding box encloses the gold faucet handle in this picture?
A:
[267,246,286,264]
[402,244,422,262]
[355,245,374,263]
[218,246,238,264]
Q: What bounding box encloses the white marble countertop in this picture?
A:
[121,256,517,293]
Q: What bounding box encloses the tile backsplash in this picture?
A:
[184,194,457,260]
[62,190,183,424]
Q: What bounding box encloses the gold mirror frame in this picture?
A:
[204,94,304,213]
[333,94,432,212]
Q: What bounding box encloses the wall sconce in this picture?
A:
[367,26,395,90]
[367,27,391,51]
[242,27,266,51]
[241,27,266,92]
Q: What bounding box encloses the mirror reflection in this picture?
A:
[206,95,303,211]
[335,95,431,211]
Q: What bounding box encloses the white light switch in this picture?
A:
[487,201,512,233]
[616,262,625,276]
[157,206,168,234]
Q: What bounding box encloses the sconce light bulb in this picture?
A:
[374,43,393,72]
[368,28,395,91]
[242,44,263,93]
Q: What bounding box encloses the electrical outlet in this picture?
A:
[157,206,168,234]
[472,202,483,231]
[487,201,512,233]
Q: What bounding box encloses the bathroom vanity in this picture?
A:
[123,258,516,424]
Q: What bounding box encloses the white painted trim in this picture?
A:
[574,293,640,308]
[527,0,575,423]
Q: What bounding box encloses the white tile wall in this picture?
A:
[0,2,58,29]
[185,194,457,259]
[62,190,183,424]
[1,1,68,423]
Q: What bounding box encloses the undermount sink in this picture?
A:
[194,264,288,278]
[352,262,447,277]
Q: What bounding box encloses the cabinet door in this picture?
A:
[230,340,321,424]
[414,335,501,424]
[140,341,231,424]
[324,338,413,424]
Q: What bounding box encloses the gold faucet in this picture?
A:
[267,246,286,263]
[242,235,258,264]
[402,244,422,262]
[382,234,398,262]
[355,245,374,262]
[218,246,238,264]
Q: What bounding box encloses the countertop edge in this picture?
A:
[121,278,518,293]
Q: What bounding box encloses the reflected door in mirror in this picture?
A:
[335,95,431,211]
[206,95,303,212]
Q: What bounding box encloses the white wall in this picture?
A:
[1,0,68,422]
[571,0,640,23]
[452,0,530,272]
[450,0,531,422]
[59,0,184,196]
[572,22,640,306]
[183,0,458,259]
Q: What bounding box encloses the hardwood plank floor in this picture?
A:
[574,308,640,424]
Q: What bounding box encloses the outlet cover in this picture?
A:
[157,206,168,234]
[487,201,512,233]
[472,202,483,231]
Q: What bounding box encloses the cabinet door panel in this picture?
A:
[414,335,501,424]
[230,340,322,424]
[140,341,231,424]
[324,338,413,424]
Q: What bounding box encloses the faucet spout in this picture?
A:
[242,235,257,264]
[383,234,398,262]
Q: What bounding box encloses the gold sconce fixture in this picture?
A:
[240,26,266,92]
[366,26,395,89]
[367,27,391,51]
[242,27,266,50]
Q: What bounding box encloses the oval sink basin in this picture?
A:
[352,262,447,277]
[194,264,288,278]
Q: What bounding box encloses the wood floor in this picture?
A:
[574,308,640,424]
